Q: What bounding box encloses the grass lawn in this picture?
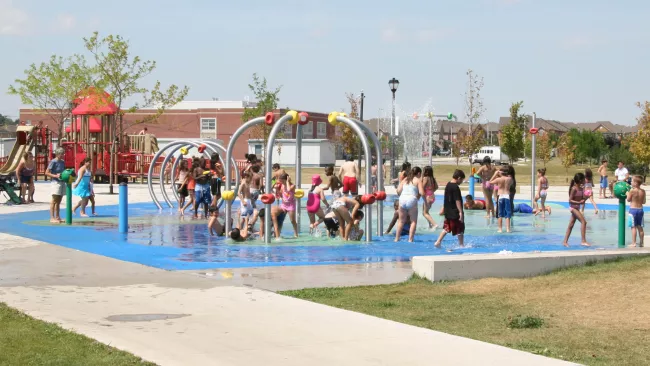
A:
[0,303,154,365]
[282,158,598,188]
[281,256,650,366]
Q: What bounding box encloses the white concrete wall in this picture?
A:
[248,139,335,166]
[0,138,16,157]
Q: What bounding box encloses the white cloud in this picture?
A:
[56,14,76,31]
[0,0,29,35]
[380,27,402,43]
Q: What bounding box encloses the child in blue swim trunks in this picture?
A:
[627,176,645,247]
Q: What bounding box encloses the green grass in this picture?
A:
[0,303,155,365]
[282,256,650,366]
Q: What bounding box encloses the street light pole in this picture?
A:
[388,78,399,181]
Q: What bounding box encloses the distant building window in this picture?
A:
[317,122,327,138]
[254,144,262,155]
[201,118,216,132]
[301,121,314,139]
[283,123,293,138]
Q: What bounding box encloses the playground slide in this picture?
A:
[0,143,29,175]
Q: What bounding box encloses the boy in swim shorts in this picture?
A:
[627,176,645,247]
[490,167,513,233]
[435,169,466,247]
[464,195,486,210]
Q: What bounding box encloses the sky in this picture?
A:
[1,0,649,125]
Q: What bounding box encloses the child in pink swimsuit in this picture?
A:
[278,173,298,238]
[421,166,438,229]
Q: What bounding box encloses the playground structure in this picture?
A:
[146,139,243,210]
[222,110,385,243]
[0,124,52,204]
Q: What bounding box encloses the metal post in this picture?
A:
[295,123,302,234]
[469,176,475,198]
[119,182,128,233]
[338,115,373,242]
[351,118,384,236]
[428,114,433,167]
[531,112,536,206]
[618,196,625,248]
[390,92,396,181]
[225,117,266,235]
[357,91,364,176]
[264,114,293,243]
[65,183,72,225]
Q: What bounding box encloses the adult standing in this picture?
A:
[611,161,629,197]
[45,148,66,223]
[16,151,35,204]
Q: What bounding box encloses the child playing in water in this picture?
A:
[306,174,329,232]
[345,210,365,241]
[278,173,298,238]
[534,168,549,218]
[238,172,254,229]
[175,160,190,212]
[422,165,438,229]
[323,165,342,195]
[582,168,599,214]
[434,169,466,248]
[475,156,497,218]
[464,195,486,210]
[627,176,645,247]
[490,167,513,233]
[396,166,424,242]
[272,163,286,203]
[386,200,412,237]
[563,173,591,247]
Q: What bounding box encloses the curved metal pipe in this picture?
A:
[350,118,385,235]
[160,142,215,208]
[295,123,302,234]
[264,114,293,243]
[225,116,266,235]
[148,141,191,209]
[336,116,373,242]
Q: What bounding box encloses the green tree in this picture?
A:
[0,114,19,125]
[8,54,95,138]
[557,133,575,182]
[629,101,650,173]
[84,32,188,192]
[241,73,283,156]
[500,101,526,163]
[337,92,361,156]
[536,132,553,167]
[461,69,486,165]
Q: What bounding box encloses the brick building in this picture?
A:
[19,101,337,163]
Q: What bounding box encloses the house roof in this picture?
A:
[498,116,637,134]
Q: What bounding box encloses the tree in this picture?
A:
[241,73,283,155]
[451,138,462,166]
[500,101,527,163]
[460,69,486,165]
[629,101,650,172]
[536,132,553,167]
[84,32,188,193]
[0,114,19,125]
[8,55,95,138]
[557,133,575,182]
[336,93,361,156]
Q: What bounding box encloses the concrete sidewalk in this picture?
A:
[0,233,576,366]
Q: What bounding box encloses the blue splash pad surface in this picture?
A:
[0,195,644,270]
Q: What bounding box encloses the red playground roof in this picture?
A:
[65,116,103,133]
[72,89,118,115]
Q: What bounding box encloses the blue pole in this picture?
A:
[119,182,128,233]
[468,176,475,198]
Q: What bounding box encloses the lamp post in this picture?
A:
[388,78,399,181]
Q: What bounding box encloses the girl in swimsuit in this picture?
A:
[307,174,329,232]
[421,166,438,230]
[582,168,599,214]
[396,167,424,242]
[476,156,496,218]
[72,158,93,217]
[175,160,190,212]
[181,158,198,215]
[278,173,298,238]
[534,168,549,218]
[563,172,591,247]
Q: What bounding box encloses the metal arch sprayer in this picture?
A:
[225,116,266,235]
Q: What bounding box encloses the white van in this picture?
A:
[471,146,509,165]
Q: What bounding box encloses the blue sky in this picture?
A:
[1,0,649,124]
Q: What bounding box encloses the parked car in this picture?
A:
[439,149,451,156]
[470,146,509,164]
